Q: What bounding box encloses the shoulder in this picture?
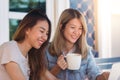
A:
[0,40,17,49]
[82,47,94,61]
[0,40,19,56]
[0,40,21,65]
[45,43,57,61]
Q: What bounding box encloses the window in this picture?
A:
[0,0,69,44]
[9,0,46,40]
[10,0,46,12]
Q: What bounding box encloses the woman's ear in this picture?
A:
[26,28,30,35]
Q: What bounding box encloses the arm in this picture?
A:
[96,72,110,80]
[41,70,60,80]
[50,64,61,76]
[4,61,26,80]
[50,55,67,76]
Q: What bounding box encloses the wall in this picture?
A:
[111,14,120,57]
[0,0,9,45]
[111,0,120,57]
[96,0,120,57]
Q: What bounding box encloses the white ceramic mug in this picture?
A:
[66,53,81,70]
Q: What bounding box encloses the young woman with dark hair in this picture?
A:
[0,9,57,80]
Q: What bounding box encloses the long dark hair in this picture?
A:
[13,9,51,80]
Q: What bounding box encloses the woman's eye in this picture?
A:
[70,26,75,28]
[40,30,44,33]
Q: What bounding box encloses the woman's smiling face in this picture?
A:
[63,18,83,46]
[26,20,49,49]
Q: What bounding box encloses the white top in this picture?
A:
[0,40,30,80]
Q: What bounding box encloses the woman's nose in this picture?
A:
[74,29,79,34]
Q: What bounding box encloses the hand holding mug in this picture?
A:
[57,55,68,70]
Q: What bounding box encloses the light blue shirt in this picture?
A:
[45,48,101,80]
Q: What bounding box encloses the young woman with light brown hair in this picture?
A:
[46,8,109,80]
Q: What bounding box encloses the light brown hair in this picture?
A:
[49,8,88,58]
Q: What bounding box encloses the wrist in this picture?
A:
[50,64,61,76]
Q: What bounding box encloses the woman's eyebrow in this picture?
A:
[40,26,45,30]
[69,24,82,28]
[40,26,48,32]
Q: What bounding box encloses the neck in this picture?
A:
[65,42,74,53]
[17,40,31,57]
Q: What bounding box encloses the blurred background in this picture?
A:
[0,0,120,58]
